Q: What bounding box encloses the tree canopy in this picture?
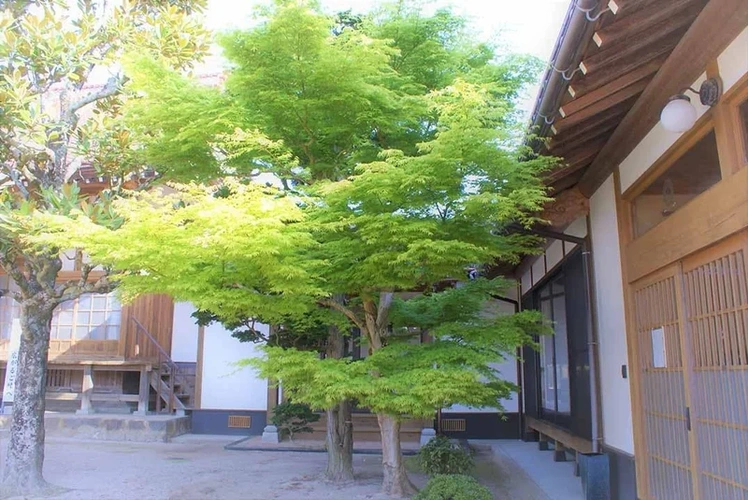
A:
[27,1,554,495]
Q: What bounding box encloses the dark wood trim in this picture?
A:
[578,0,748,197]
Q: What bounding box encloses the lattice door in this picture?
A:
[632,231,748,500]
[633,267,695,500]
[681,233,748,499]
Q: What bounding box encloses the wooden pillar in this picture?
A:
[266,380,279,420]
[194,325,204,409]
[538,433,550,451]
[135,365,151,415]
[76,365,95,415]
[553,442,567,462]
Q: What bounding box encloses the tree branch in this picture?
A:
[319,298,365,332]
[0,258,32,298]
[54,264,116,304]
[61,74,124,129]
[376,292,394,332]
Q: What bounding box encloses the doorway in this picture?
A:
[631,230,748,499]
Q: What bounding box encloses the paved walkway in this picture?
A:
[478,439,584,500]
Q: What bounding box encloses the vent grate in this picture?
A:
[441,418,466,432]
[228,415,252,428]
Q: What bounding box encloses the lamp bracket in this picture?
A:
[678,78,722,107]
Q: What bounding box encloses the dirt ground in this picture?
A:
[3,435,429,500]
[1,435,552,500]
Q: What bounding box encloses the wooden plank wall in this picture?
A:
[121,294,175,360]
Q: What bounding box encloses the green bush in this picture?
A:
[418,435,474,475]
[270,401,320,441]
[414,474,492,500]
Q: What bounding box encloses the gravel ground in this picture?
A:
[3,435,429,500]
[0,435,553,499]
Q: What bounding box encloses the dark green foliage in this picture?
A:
[270,401,321,441]
[418,436,474,476]
[191,309,331,351]
[414,474,492,500]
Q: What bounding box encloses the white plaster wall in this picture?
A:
[619,73,710,193]
[443,300,519,414]
[200,321,268,410]
[521,269,532,296]
[546,239,564,271]
[60,250,76,271]
[590,175,634,454]
[718,26,748,93]
[170,302,199,363]
[531,257,546,287]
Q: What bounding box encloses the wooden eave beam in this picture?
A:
[563,58,660,114]
[568,53,669,99]
[540,186,590,228]
[552,79,647,134]
[550,97,634,144]
[579,10,698,76]
[578,0,748,197]
[593,0,704,48]
[547,159,594,184]
[551,129,615,158]
[549,170,586,194]
[548,118,619,153]
[606,0,660,17]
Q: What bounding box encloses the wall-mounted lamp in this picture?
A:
[660,78,722,133]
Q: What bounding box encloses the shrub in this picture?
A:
[414,474,492,500]
[270,401,320,441]
[418,435,474,475]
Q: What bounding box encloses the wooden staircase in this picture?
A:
[307,413,431,443]
[131,318,194,415]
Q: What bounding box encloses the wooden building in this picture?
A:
[516,0,748,499]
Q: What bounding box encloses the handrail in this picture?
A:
[129,317,185,413]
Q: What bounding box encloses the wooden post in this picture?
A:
[135,365,150,415]
[76,365,94,415]
[553,442,567,462]
[538,433,550,451]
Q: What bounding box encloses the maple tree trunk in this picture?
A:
[377,413,416,497]
[325,399,354,482]
[2,299,54,493]
[324,321,354,482]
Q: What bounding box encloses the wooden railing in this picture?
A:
[130,317,186,414]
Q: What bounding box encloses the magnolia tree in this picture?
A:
[0,0,209,492]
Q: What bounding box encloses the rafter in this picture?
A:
[579,0,748,196]
[608,0,673,16]
[579,11,695,76]
[594,0,704,48]
[552,79,647,134]
[568,53,669,98]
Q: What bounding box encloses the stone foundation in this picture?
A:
[0,413,191,442]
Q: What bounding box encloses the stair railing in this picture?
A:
[130,317,185,414]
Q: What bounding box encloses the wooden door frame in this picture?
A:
[614,60,748,500]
